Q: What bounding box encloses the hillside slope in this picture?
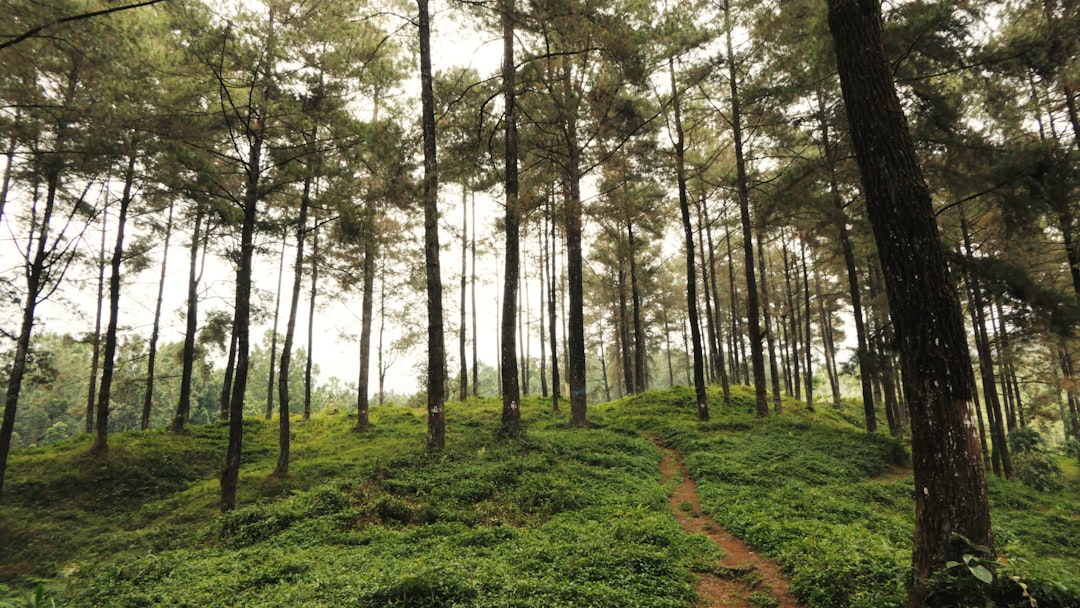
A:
[1,387,1078,607]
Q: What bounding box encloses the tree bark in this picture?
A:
[703,199,730,403]
[547,188,560,411]
[93,154,137,453]
[827,1,993,602]
[418,0,446,450]
[304,223,318,421]
[460,184,469,401]
[142,201,174,431]
[756,230,782,413]
[500,0,522,436]
[275,163,314,477]
[221,116,264,512]
[724,1,767,416]
[266,237,286,420]
[670,57,708,421]
[357,201,376,431]
[0,162,61,496]
[86,199,108,434]
[174,205,203,432]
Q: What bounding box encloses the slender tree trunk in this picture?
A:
[142,201,174,431]
[962,211,1012,478]
[0,164,61,496]
[419,0,446,450]
[304,223,318,421]
[357,202,376,430]
[828,2,993,601]
[499,0,522,436]
[802,239,816,407]
[174,206,203,432]
[93,154,137,453]
[539,224,548,398]
[220,329,237,422]
[547,187,560,411]
[460,184,469,401]
[275,162,314,477]
[703,200,730,403]
[756,230,782,413]
[266,238,286,420]
[697,202,720,385]
[221,116,264,512]
[377,269,387,406]
[86,200,108,434]
[472,192,479,398]
[628,222,647,393]
[670,57,708,420]
[618,263,633,395]
[782,234,801,400]
[599,324,611,402]
[726,229,745,385]
[663,307,675,387]
[723,4,767,416]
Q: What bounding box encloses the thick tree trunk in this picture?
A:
[670,57,708,421]
[93,154,137,453]
[142,201,174,430]
[724,4,767,416]
[827,1,993,603]
[565,69,588,428]
[174,206,203,432]
[418,0,446,450]
[500,0,522,436]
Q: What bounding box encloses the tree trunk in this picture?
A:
[564,58,588,427]
[220,329,237,422]
[618,263,633,396]
[962,211,1012,478]
[472,191,480,398]
[628,222,647,393]
[266,237,286,420]
[357,200,376,431]
[174,205,203,432]
[93,154,137,453]
[86,200,108,434]
[697,201,719,385]
[142,201,174,430]
[703,199,730,403]
[547,188,560,411]
[802,239,818,408]
[539,216,548,398]
[0,110,19,225]
[724,2,767,416]
[499,0,522,437]
[0,163,61,496]
[726,229,746,385]
[274,163,314,477]
[670,57,708,421]
[782,233,801,400]
[419,0,446,450]
[827,2,994,602]
[460,184,469,401]
[304,223,318,421]
[221,117,264,512]
[756,230,782,413]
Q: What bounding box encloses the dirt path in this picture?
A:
[657,442,803,608]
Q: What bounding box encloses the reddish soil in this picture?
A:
[657,442,803,608]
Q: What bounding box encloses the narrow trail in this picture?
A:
[656,441,803,608]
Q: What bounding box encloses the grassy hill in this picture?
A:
[1,386,1078,607]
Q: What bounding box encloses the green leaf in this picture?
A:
[970,564,993,585]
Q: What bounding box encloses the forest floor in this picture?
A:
[657,440,803,608]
